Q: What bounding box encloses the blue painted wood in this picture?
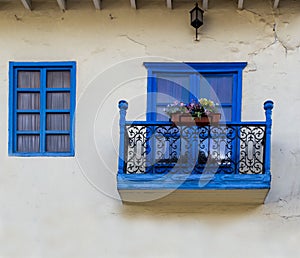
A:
[44,130,70,134]
[236,70,243,122]
[45,110,71,113]
[264,100,274,176]
[69,62,76,156]
[144,62,247,73]
[144,62,247,123]
[146,70,152,121]
[9,61,76,67]
[9,152,75,157]
[40,68,46,153]
[126,120,266,126]
[8,62,15,155]
[117,173,270,190]
[8,61,76,156]
[118,100,128,174]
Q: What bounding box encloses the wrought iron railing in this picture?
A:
[118,100,274,177]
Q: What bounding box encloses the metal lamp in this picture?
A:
[190,3,204,41]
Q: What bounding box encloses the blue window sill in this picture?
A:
[8,152,75,157]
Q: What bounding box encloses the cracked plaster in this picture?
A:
[1,1,300,257]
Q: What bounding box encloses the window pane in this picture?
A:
[156,75,190,104]
[47,71,70,88]
[46,114,70,130]
[220,106,232,121]
[18,93,40,109]
[17,135,40,152]
[156,106,170,121]
[47,92,70,109]
[18,71,40,88]
[200,75,233,104]
[17,114,40,131]
[46,135,70,152]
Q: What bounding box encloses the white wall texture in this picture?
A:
[1,0,300,257]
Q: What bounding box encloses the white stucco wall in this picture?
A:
[1,0,300,257]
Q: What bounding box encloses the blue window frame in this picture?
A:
[144,62,247,122]
[9,61,76,156]
[144,62,247,170]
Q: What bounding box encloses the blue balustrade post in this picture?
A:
[118,100,128,174]
[264,100,274,176]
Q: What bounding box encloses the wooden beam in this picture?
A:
[57,0,66,11]
[130,0,136,9]
[20,0,32,10]
[273,0,280,8]
[202,0,208,10]
[166,0,172,9]
[238,0,244,9]
[93,0,101,10]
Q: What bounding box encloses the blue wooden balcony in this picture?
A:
[117,100,274,205]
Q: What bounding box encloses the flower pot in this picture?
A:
[194,116,210,126]
[208,113,221,124]
[178,114,194,123]
[171,114,210,126]
[170,113,182,123]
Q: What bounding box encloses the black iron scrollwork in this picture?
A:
[125,123,265,175]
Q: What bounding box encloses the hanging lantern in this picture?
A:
[190,3,204,41]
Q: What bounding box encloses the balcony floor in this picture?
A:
[117,173,271,205]
[119,189,270,205]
